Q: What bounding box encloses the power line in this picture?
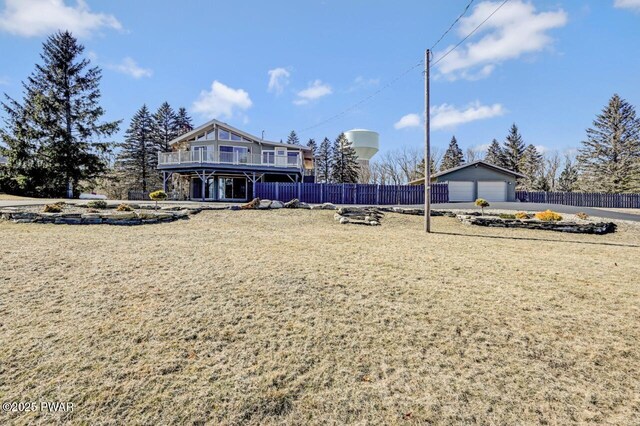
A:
[432,0,510,67]
[299,0,509,135]
[430,0,476,51]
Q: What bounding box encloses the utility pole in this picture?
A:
[424,49,431,233]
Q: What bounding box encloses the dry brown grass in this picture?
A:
[1,210,639,425]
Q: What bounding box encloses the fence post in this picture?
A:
[342,184,345,204]
[320,184,323,204]
[275,182,279,201]
[298,182,301,200]
[376,185,380,205]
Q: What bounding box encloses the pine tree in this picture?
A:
[576,94,640,193]
[503,124,525,173]
[558,158,579,192]
[520,144,543,190]
[484,139,506,167]
[315,137,331,183]
[306,138,317,157]
[175,107,193,136]
[0,31,119,197]
[440,136,464,171]
[152,102,179,153]
[413,156,437,181]
[117,105,156,192]
[330,133,359,183]
[286,130,300,145]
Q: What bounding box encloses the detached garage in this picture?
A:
[409,160,525,202]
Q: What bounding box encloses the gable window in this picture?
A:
[230,133,242,141]
[206,130,216,139]
[218,128,230,140]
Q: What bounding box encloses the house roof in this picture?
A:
[408,160,526,184]
[169,118,311,151]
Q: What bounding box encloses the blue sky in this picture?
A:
[1,0,640,159]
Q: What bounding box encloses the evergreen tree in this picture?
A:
[0,31,119,197]
[576,94,640,193]
[175,107,193,136]
[306,138,317,157]
[152,102,179,153]
[413,156,437,181]
[558,158,579,192]
[315,137,331,183]
[440,136,464,171]
[286,130,300,145]
[520,144,543,190]
[117,105,156,192]
[330,133,359,183]
[503,124,526,173]
[484,139,506,167]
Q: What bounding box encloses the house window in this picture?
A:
[230,132,242,141]
[218,129,230,140]
[196,132,206,140]
[206,130,216,139]
[220,146,249,163]
[262,151,275,164]
[287,151,299,165]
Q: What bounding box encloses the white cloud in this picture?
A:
[0,0,122,38]
[394,113,421,129]
[267,68,290,95]
[436,0,567,80]
[192,80,253,120]
[614,0,640,11]
[348,76,380,92]
[431,101,505,130]
[109,57,152,79]
[535,144,550,154]
[293,80,332,105]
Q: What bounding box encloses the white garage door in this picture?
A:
[477,181,507,202]
[448,181,475,202]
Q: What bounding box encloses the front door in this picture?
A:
[218,177,247,200]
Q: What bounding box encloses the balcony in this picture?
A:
[158,150,302,170]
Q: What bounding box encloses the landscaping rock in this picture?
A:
[298,202,311,209]
[228,205,241,211]
[258,199,272,209]
[55,217,83,225]
[321,202,337,210]
[457,215,616,234]
[241,198,261,209]
[284,198,300,208]
[335,207,383,226]
[270,200,284,209]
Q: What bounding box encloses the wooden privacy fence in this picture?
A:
[255,182,449,205]
[516,191,640,208]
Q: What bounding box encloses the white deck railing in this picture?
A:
[158,150,302,169]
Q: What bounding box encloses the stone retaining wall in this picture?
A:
[457,215,616,235]
[0,208,201,225]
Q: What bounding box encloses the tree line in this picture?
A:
[1,31,638,197]
[366,95,640,194]
[286,130,361,184]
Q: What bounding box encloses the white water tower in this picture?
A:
[344,129,379,165]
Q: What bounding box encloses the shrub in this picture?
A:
[515,211,531,220]
[149,190,167,210]
[534,210,563,221]
[475,198,490,215]
[87,200,108,209]
[43,203,63,213]
[499,213,516,219]
[576,212,589,220]
[116,203,133,212]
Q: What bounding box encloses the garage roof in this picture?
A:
[409,160,526,185]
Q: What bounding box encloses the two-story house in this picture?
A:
[157,119,313,201]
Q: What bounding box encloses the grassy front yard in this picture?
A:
[1,210,639,424]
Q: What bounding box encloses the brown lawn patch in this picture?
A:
[1,210,639,424]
